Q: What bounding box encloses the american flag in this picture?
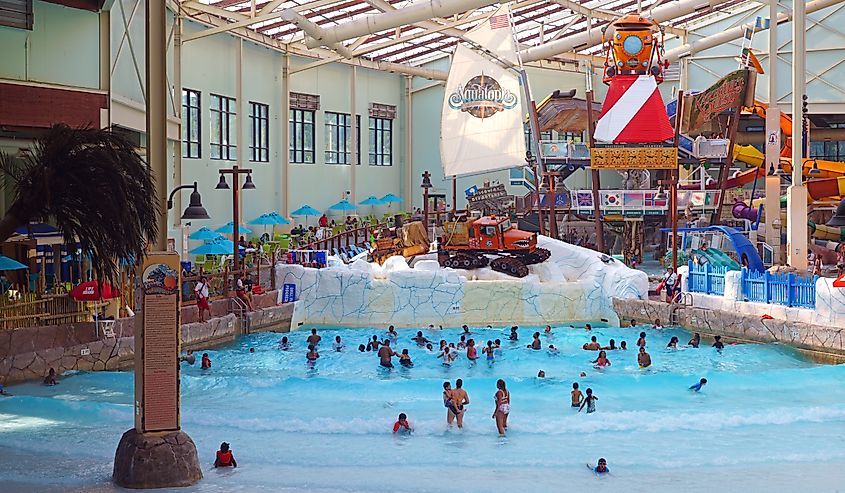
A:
[489,14,509,30]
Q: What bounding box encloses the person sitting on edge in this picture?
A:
[43,368,58,386]
[367,335,381,352]
[636,332,647,348]
[393,413,412,434]
[688,332,701,348]
[712,335,725,350]
[619,341,628,350]
[579,388,598,413]
[653,319,664,329]
[278,336,290,350]
[466,339,478,361]
[306,328,321,346]
[594,457,609,474]
[583,336,601,351]
[201,353,211,370]
[509,326,519,341]
[358,344,366,352]
[602,339,617,350]
[412,331,431,345]
[378,340,398,368]
[214,442,237,468]
[387,325,398,340]
[638,347,651,368]
[593,350,611,367]
[333,335,345,352]
[571,382,583,408]
[399,349,413,368]
[306,345,319,362]
[667,336,679,349]
[527,332,542,350]
[179,350,196,365]
[690,378,708,392]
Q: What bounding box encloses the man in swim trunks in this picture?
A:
[412,331,431,345]
[527,332,542,350]
[214,442,237,468]
[637,347,651,368]
[571,382,583,407]
[582,336,601,350]
[450,378,470,428]
[378,340,398,368]
[393,413,412,434]
[689,378,707,392]
[306,328,321,346]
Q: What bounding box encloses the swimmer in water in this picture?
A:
[278,336,290,350]
[666,336,679,349]
[387,325,398,340]
[426,343,434,352]
[457,335,467,350]
[712,335,725,350]
[306,328,321,346]
[637,347,651,368]
[585,324,592,331]
[537,370,545,378]
[527,332,541,350]
[482,340,495,363]
[378,340,398,368]
[548,344,559,354]
[619,341,628,350]
[367,335,381,351]
[544,325,552,335]
[602,339,617,350]
[393,413,412,434]
[689,378,707,392]
[629,319,637,328]
[214,442,237,468]
[493,339,502,350]
[579,388,598,413]
[571,382,583,407]
[492,379,510,436]
[358,344,366,352]
[688,332,701,348]
[653,319,664,329]
[333,335,344,352]
[593,457,609,474]
[462,324,472,335]
[583,336,601,351]
[451,379,470,428]
[509,326,519,341]
[442,382,460,425]
[201,354,211,370]
[399,349,413,368]
[412,331,431,345]
[466,339,478,361]
[592,350,611,367]
[306,345,319,362]
[438,345,457,365]
[636,332,647,348]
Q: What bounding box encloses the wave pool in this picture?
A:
[1,324,845,492]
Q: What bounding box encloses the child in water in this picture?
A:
[214,442,237,468]
[571,382,583,408]
[399,349,414,368]
[579,388,598,413]
[392,413,412,434]
[689,378,707,392]
[593,457,609,474]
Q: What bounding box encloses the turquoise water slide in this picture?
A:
[690,248,740,270]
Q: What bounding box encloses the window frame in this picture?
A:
[289,109,316,164]
[368,116,393,166]
[181,88,201,159]
[325,112,361,165]
[249,101,270,163]
[209,93,237,161]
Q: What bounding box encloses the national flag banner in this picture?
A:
[576,191,594,208]
[489,14,509,30]
[743,27,753,40]
[603,192,621,207]
[755,17,770,29]
[623,192,644,207]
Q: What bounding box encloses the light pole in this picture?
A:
[421,170,432,237]
[167,182,210,221]
[216,166,256,271]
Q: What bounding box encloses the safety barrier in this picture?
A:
[686,261,730,296]
[741,269,817,309]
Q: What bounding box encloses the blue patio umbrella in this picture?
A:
[380,193,403,204]
[249,211,291,225]
[190,240,231,256]
[359,196,386,206]
[291,205,322,217]
[215,222,253,235]
[189,226,219,240]
[329,200,358,212]
[0,255,27,270]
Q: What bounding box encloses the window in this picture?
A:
[210,94,236,160]
[325,112,361,165]
[368,117,392,166]
[524,127,553,147]
[289,109,315,164]
[249,102,269,162]
[181,89,201,159]
[558,131,583,143]
[0,0,32,30]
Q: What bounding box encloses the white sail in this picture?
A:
[440,6,526,178]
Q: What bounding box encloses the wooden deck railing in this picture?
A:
[0,293,109,330]
[301,222,386,253]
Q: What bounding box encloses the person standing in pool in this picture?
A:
[619,341,628,350]
[443,381,460,425]
[482,340,495,364]
[629,319,637,327]
[306,345,320,363]
[544,325,553,335]
[386,325,399,340]
[399,349,413,368]
[712,335,725,349]
[450,378,470,428]
[571,382,583,408]
[378,340,398,368]
[462,324,472,335]
[393,413,412,434]
[509,326,519,341]
[666,336,679,349]
[527,332,542,350]
[412,331,431,345]
[214,442,237,468]
[637,347,651,368]
[689,378,707,392]
[584,324,592,331]
[583,336,601,350]
[306,328,321,346]
[652,319,664,329]
[367,335,381,351]
[201,353,212,370]
[593,458,609,474]
[466,339,478,361]
[278,336,290,350]
[579,388,598,414]
[636,332,647,348]
[333,335,345,352]
[592,350,611,367]
[43,368,59,385]
[492,379,510,436]
[688,333,701,348]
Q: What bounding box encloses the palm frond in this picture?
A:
[0,124,160,283]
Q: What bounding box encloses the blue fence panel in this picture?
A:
[740,269,817,308]
[687,261,728,296]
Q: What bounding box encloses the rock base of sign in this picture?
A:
[113,429,202,489]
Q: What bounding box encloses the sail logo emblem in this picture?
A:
[448,74,518,119]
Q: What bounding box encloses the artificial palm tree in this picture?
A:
[0,124,159,283]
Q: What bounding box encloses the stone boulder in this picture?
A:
[113,428,202,489]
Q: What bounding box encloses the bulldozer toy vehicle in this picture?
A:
[439,215,550,278]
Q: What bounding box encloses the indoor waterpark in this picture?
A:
[1,0,845,492]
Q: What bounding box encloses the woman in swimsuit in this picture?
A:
[466,339,478,361]
[482,340,495,364]
[492,379,510,436]
[592,350,611,367]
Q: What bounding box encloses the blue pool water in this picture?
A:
[1,324,845,492]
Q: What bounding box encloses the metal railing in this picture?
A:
[741,270,817,309]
